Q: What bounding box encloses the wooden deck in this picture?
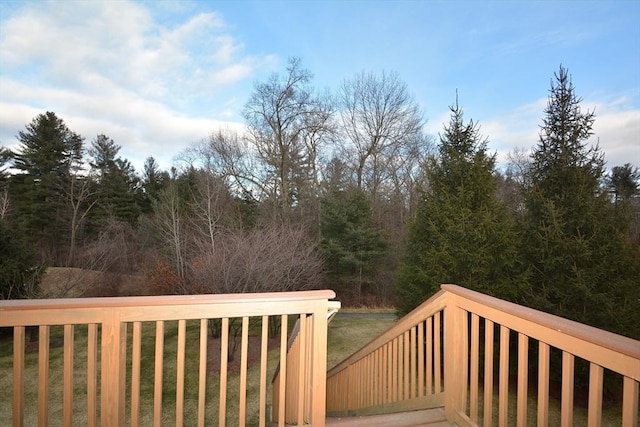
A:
[325,408,453,427]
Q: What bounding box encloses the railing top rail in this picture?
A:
[0,289,336,312]
[442,284,640,360]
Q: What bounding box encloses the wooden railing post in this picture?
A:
[444,293,469,423]
[443,293,462,420]
[100,309,126,426]
[310,301,329,427]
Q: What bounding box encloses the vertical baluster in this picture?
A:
[376,348,382,405]
[306,317,314,419]
[382,343,389,404]
[13,326,25,427]
[560,351,574,427]
[351,361,356,409]
[426,317,433,395]
[239,317,249,426]
[63,324,74,426]
[461,310,469,413]
[154,321,165,426]
[537,342,550,427]
[483,319,494,427]
[622,376,639,427]
[499,325,510,427]
[198,319,208,427]
[277,315,288,427]
[402,331,409,400]
[587,362,603,427]
[131,322,141,427]
[357,357,362,409]
[259,316,268,427]
[404,331,410,400]
[364,352,370,408]
[470,314,480,423]
[176,319,186,427]
[410,327,416,399]
[297,315,306,425]
[434,312,442,393]
[220,317,229,427]
[517,333,528,427]
[418,321,425,398]
[392,337,398,402]
[87,323,97,427]
[38,325,50,426]
[389,342,395,403]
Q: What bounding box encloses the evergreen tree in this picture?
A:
[396,101,526,315]
[88,134,141,225]
[607,163,639,204]
[522,66,640,338]
[141,156,169,213]
[0,220,44,299]
[10,112,84,264]
[319,187,386,303]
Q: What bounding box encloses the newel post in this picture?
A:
[309,300,329,427]
[100,308,127,426]
[444,292,468,422]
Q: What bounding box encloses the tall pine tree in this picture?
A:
[319,187,386,304]
[11,112,84,264]
[88,134,141,226]
[522,66,640,338]
[396,100,526,315]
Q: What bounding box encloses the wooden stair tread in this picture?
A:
[325,408,453,427]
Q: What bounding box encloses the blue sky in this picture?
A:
[1,0,638,172]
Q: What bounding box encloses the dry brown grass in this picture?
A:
[40,267,147,298]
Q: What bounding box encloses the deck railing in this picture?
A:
[0,289,336,427]
[326,284,640,427]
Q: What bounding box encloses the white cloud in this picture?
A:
[0,78,246,171]
[0,0,275,172]
[589,99,640,169]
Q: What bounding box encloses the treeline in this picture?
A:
[0,60,638,340]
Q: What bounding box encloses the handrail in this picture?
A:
[325,284,640,427]
[442,284,640,363]
[0,289,337,312]
[1,289,336,427]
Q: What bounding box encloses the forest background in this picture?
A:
[1,60,639,341]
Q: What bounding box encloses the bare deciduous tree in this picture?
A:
[0,185,9,220]
[197,129,267,201]
[188,224,322,295]
[339,70,424,204]
[152,183,188,281]
[0,146,10,220]
[65,174,96,266]
[243,57,335,222]
[190,171,231,254]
